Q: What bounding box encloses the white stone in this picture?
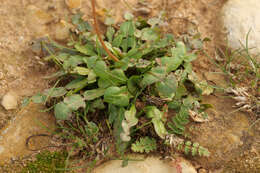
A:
[93,156,196,173]
[0,146,4,154]
[65,0,82,9]
[1,92,18,110]
[222,0,260,61]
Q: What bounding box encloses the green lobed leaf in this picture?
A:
[184,145,190,155]
[172,42,186,58]
[56,53,70,62]
[110,69,128,84]
[141,28,159,41]
[125,48,143,59]
[145,106,163,119]
[98,78,113,89]
[112,34,124,47]
[124,105,138,126]
[168,123,184,135]
[124,12,134,20]
[131,137,157,153]
[184,62,193,74]
[154,34,174,48]
[152,118,168,139]
[168,105,190,135]
[83,88,106,101]
[104,41,122,57]
[72,13,91,32]
[135,59,151,68]
[54,102,72,120]
[87,70,97,83]
[168,100,182,110]
[44,87,67,98]
[141,66,167,87]
[21,97,30,107]
[74,44,96,56]
[108,104,118,124]
[104,86,130,107]
[93,61,110,78]
[161,56,183,73]
[198,146,210,157]
[65,77,88,90]
[63,55,84,70]
[127,75,141,95]
[94,61,127,86]
[175,83,188,99]
[31,93,47,104]
[72,67,90,75]
[84,56,98,69]
[145,106,167,139]
[127,36,136,49]
[119,37,136,52]
[106,26,115,43]
[188,72,213,95]
[172,118,185,131]
[120,105,138,142]
[121,38,128,52]
[156,73,177,99]
[64,94,85,111]
[114,57,136,71]
[120,21,135,37]
[182,96,196,108]
[94,61,116,85]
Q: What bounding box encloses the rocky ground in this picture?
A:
[0,0,259,172]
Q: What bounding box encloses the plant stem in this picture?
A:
[131,121,152,134]
[91,0,119,62]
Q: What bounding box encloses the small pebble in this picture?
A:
[198,168,207,173]
[1,92,18,110]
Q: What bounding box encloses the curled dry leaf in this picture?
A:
[225,87,258,113]
[165,134,184,147]
[120,105,138,142]
[189,110,209,123]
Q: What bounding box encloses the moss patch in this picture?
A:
[21,151,67,173]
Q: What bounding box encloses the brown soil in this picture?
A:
[0,0,259,172]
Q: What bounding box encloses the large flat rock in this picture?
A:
[0,104,55,164]
[93,156,197,173]
[222,0,260,61]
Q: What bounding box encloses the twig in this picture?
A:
[26,134,62,151]
[91,0,119,62]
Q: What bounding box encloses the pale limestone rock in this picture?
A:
[65,0,82,9]
[1,92,18,110]
[0,104,55,163]
[222,0,260,62]
[93,156,196,173]
[26,5,53,25]
[53,20,72,40]
[26,5,54,36]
